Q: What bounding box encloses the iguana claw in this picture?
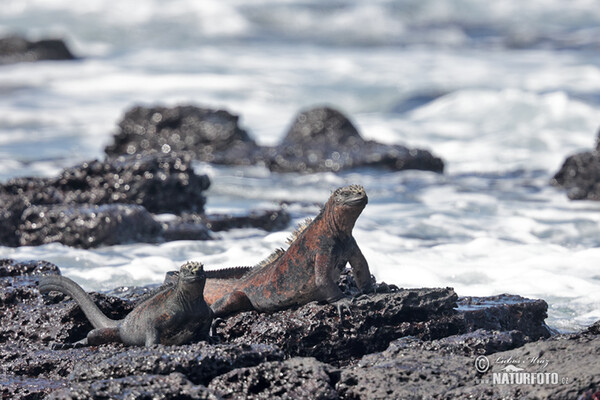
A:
[333,296,353,321]
[210,317,226,338]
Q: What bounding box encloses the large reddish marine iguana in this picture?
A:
[39,261,213,347]
[202,184,374,317]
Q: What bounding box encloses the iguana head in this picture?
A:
[178,261,206,284]
[326,184,368,234]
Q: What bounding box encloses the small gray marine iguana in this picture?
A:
[39,261,213,347]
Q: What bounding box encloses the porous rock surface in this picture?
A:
[104,104,445,174]
[105,105,259,165]
[1,259,596,399]
[0,154,290,248]
[266,106,444,173]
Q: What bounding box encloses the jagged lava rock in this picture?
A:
[0,259,566,399]
[0,260,283,398]
[19,204,162,248]
[208,357,339,400]
[105,104,444,174]
[214,287,462,365]
[213,275,550,366]
[337,329,600,399]
[459,294,551,341]
[158,208,290,242]
[336,337,478,399]
[68,342,283,385]
[0,153,210,214]
[46,373,219,400]
[0,259,132,349]
[0,35,75,64]
[0,153,211,247]
[105,105,259,165]
[552,150,600,200]
[551,128,600,200]
[265,106,444,173]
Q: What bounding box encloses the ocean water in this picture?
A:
[1,0,600,332]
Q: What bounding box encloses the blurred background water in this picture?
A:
[1,0,600,332]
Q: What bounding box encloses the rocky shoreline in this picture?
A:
[1,259,598,399]
[0,77,598,398]
[0,103,445,249]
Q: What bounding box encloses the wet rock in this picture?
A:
[178,209,291,233]
[0,262,132,348]
[337,332,600,399]
[160,217,213,242]
[375,329,527,357]
[584,319,600,335]
[0,259,582,399]
[214,288,462,365]
[0,35,76,64]
[0,153,212,247]
[552,150,600,200]
[105,105,259,165]
[265,106,444,173]
[445,334,600,399]
[337,339,476,400]
[0,153,210,214]
[0,152,294,248]
[208,357,339,400]
[46,373,219,400]
[459,294,551,341]
[18,204,162,248]
[0,264,282,398]
[105,104,444,174]
[69,342,283,385]
[0,258,60,278]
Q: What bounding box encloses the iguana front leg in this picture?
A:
[145,328,160,346]
[314,253,345,303]
[314,254,353,320]
[348,237,373,293]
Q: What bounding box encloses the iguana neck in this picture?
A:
[322,201,355,239]
[174,279,205,311]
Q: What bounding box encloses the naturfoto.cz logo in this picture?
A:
[474,355,570,386]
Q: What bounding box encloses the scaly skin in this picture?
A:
[39,261,213,347]
[203,184,373,317]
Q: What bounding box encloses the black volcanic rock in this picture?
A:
[0,35,76,64]
[459,294,551,341]
[0,151,291,248]
[266,106,444,173]
[3,259,589,399]
[208,357,339,400]
[18,204,163,248]
[0,153,210,214]
[46,373,219,400]
[552,128,600,200]
[105,104,445,174]
[105,105,259,165]
[213,288,463,365]
[0,154,214,247]
[176,209,291,233]
[552,150,600,200]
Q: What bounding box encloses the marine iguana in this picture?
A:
[39,261,213,347]
[202,184,373,317]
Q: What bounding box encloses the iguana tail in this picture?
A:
[39,275,118,330]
